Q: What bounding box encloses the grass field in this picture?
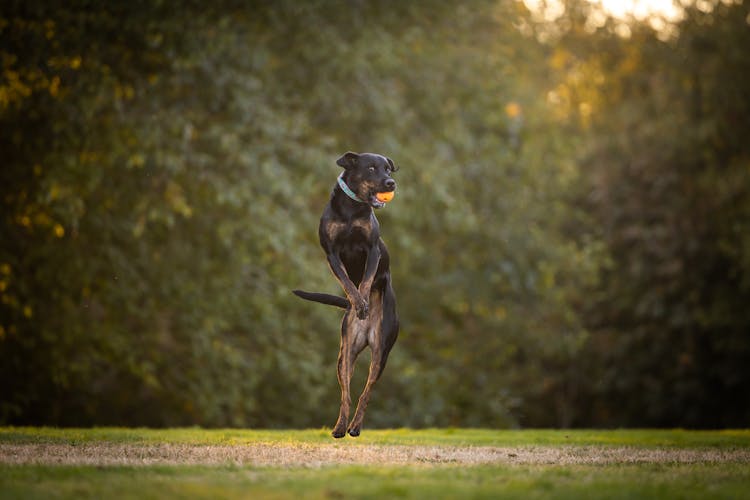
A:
[2,428,749,499]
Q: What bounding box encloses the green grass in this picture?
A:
[2,463,749,499]
[2,428,750,499]
[3,427,750,448]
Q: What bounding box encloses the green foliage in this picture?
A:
[1,0,749,428]
[565,0,750,427]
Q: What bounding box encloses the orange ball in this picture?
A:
[375,191,395,203]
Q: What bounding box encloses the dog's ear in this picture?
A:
[336,151,359,169]
[386,156,399,172]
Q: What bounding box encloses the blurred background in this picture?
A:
[2,0,749,429]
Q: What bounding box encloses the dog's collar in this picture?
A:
[337,172,367,204]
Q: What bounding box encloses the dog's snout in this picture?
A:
[385,179,396,191]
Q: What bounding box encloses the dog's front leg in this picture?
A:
[358,243,381,302]
[326,252,368,319]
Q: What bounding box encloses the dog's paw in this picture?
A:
[332,417,348,439]
[347,419,362,437]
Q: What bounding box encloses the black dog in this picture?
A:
[294,151,399,438]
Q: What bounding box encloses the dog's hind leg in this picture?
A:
[332,312,367,439]
[332,344,353,438]
[347,291,388,437]
[347,345,384,437]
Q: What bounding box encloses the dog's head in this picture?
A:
[337,151,398,209]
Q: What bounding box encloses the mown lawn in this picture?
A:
[2,428,749,499]
[3,427,750,447]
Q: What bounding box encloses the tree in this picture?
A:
[569,0,750,427]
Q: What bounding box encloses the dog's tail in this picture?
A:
[292,290,349,309]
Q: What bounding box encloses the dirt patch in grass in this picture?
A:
[2,443,749,467]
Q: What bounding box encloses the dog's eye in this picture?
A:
[369,166,376,172]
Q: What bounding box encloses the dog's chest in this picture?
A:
[329,219,372,248]
[326,219,372,278]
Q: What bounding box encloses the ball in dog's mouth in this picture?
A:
[375,191,395,203]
